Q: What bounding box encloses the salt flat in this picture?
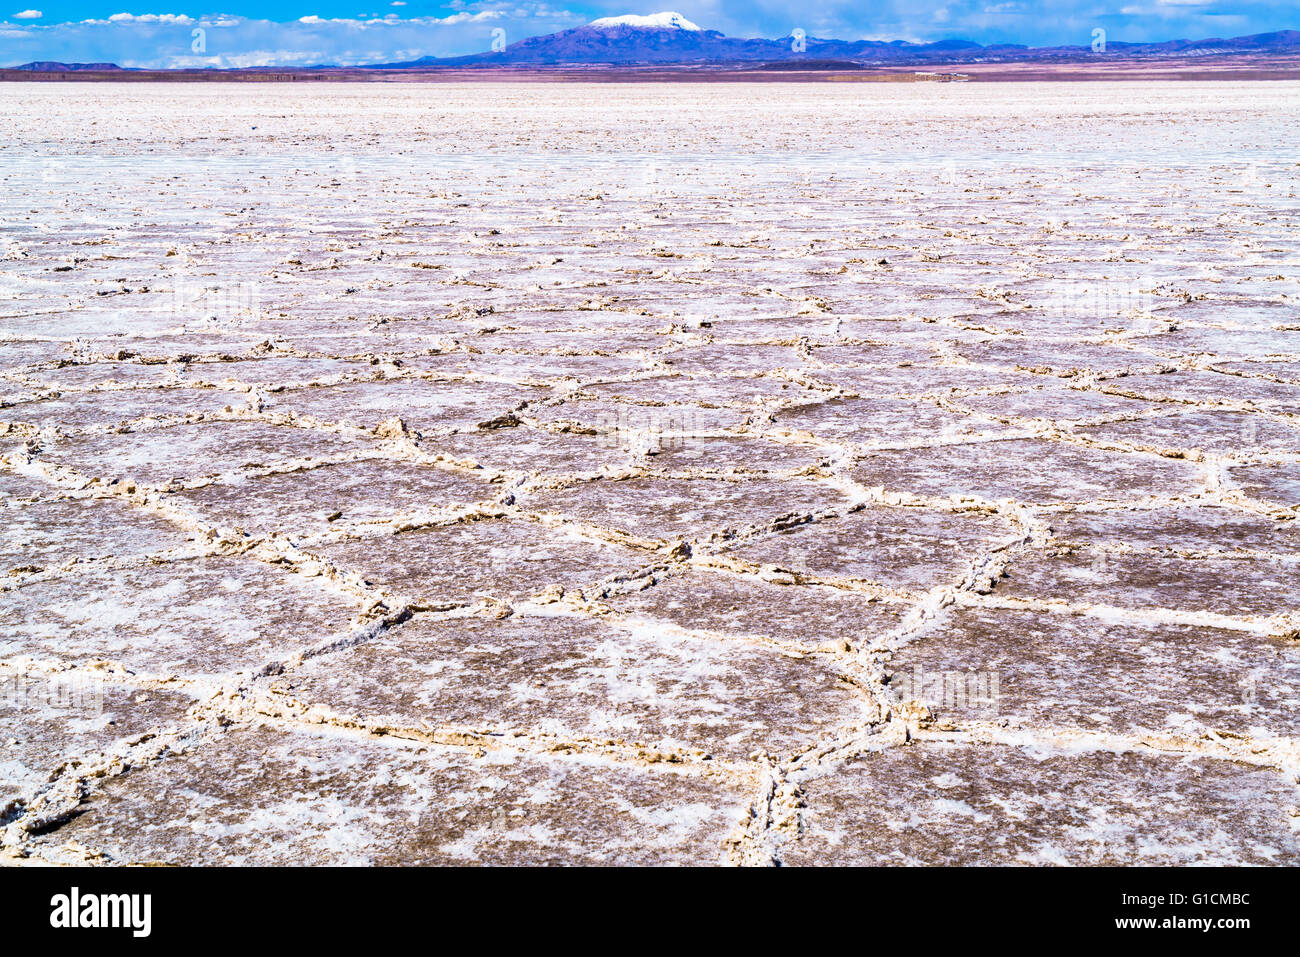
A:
[1,81,1299,865]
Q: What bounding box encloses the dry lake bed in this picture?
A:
[1,81,1299,865]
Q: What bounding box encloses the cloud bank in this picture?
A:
[0,5,582,67]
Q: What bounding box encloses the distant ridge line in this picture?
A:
[6,25,1300,77]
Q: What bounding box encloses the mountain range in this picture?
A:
[13,61,126,71]
[12,11,1300,73]
[370,12,1300,69]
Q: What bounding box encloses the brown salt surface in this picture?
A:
[2,307,185,341]
[530,396,751,434]
[275,611,867,760]
[429,425,625,475]
[1045,505,1299,554]
[313,517,650,606]
[523,475,848,542]
[1079,408,1300,456]
[783,742,1300,865]
[1101,370,1300,414]
[851,437,1201,504]
[601,567,906,648]
[267,378,552,432]
[584,373,810,407]
[953,384,1154,423]
[0,556,362,675]
[819,363,1019,397]
[998,549,1299,617]
[700,317,841,341]
[470,329,669,355]
[663,343,807,374]
[1212,360,1300,382]
[182,356,371,388]
[955,339,1153,375]
[772,396,999,444]
[170,459,496,535]
[40,420,378,486]
[890,606,1300,736]
[78,333,270,360]
[1145,299,1295,330]
[404,350,645,383]
[0,386,234,430]
[640,435,824,472]
[0,495,188,571]
[23,361,179,391]
[0,339,73,372]
[0,675,198,810]
[41,724,748,865]
[1133,327,1300,361]
[0,471,64,503]
[727,507,1014,590]
[808,342,941,367]
[1228,462,1300,510]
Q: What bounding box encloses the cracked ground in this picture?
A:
[1,82,1299,865]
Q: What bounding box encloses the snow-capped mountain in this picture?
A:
[589,12,702,31]
[401,13,726,66]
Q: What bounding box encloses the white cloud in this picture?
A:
[12,8,41,18]
[107,12,194,24]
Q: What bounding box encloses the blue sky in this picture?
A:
[1,2,1295,68]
